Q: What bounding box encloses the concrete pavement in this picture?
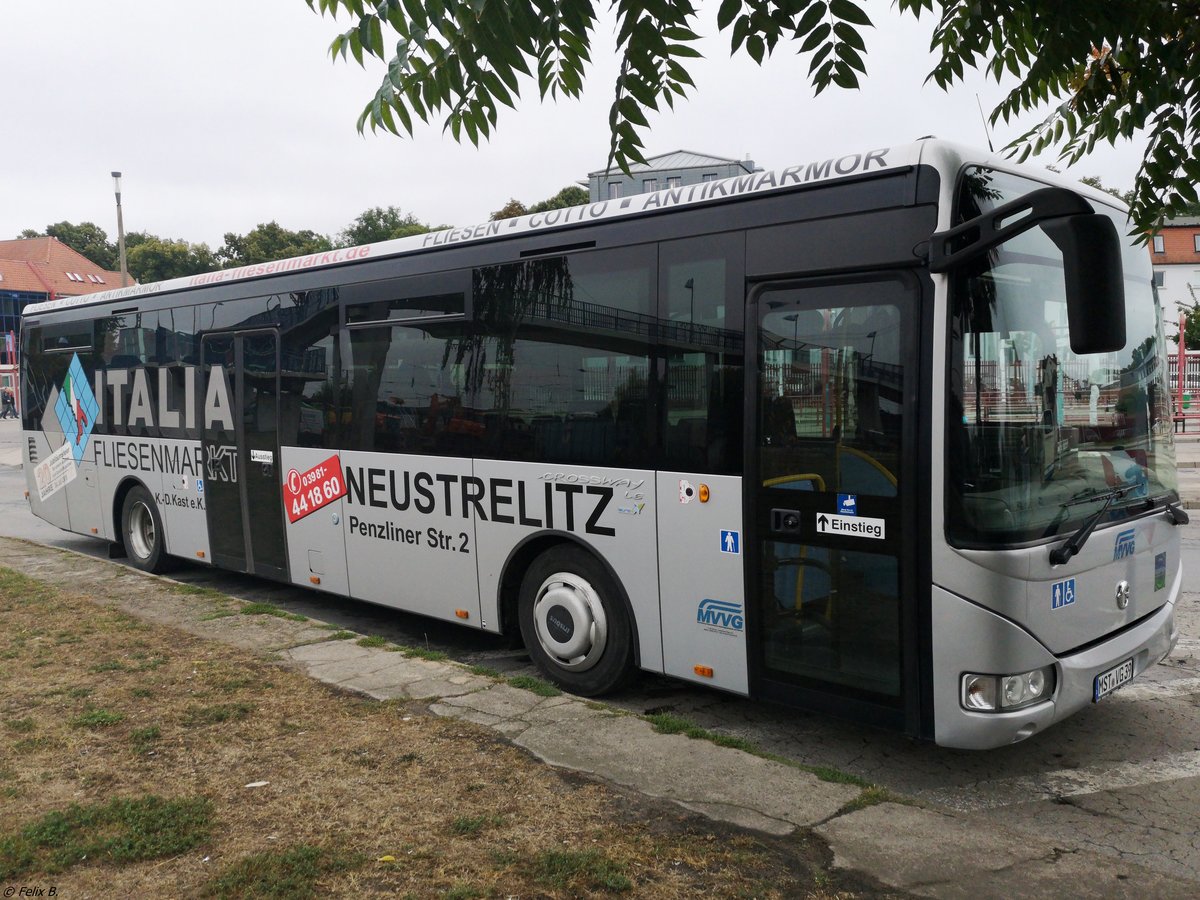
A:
[1,417,1199,896]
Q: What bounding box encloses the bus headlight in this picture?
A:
[961,666,1055,712]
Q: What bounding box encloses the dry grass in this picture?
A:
[0,567,882,898]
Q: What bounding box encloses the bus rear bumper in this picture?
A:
[931,586,1177,750]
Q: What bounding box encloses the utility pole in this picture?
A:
[112,171,128,286]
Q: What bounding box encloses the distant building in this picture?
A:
[587,150,761,202]
[0,236,126,399]
[1149,216,1200,346]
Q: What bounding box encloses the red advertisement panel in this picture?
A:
[283,454,346,524]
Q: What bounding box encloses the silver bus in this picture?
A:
[20,140,1183,748]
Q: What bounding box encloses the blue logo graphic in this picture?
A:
[1114,529,1136,560]
[697,599,744,632]
[54,353,99,462]
[720,530,740,554]
[1051,578,1076,610]
[838,494,857,516]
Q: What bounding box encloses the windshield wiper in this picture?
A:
[1049,484,1138,566]
[1144,492,1191,526]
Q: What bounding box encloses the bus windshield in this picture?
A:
[947,168,1178,547]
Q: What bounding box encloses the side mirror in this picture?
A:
[929,187,1127,356]
[1041,214,1126,355]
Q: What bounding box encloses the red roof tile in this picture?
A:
[0,237,129,298]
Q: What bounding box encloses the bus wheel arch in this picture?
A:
[114,479,171,574]
[510,537,638,696]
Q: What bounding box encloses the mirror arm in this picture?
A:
[928,188,1095,273]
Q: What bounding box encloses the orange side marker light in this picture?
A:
[694,665,714,678]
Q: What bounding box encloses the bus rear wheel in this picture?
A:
[518,546,634,696]
[121,486,170,574]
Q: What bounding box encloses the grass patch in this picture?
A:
[183,703,253,727]
[798,764,871,788]
[449,814,503,836]
[507,675,561,697]
[0,795,212,879]
[532,848,631,893]
[12,737,55,753]
[200,609,238,621]
[202,844,362,899]
[5,718,35,734]
[89,659,128,673]
[326,630,356,641]
[355,635,388,649]
[170,583,231,603]
[838,785,903,813]
[70,708,124,729]
[468,665,502,679]
[0,563,852,897]
[130,726,161,753]
[402,646,448,662]
[241,602,288,618]
[644,712,757,753]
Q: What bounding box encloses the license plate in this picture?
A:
[1093,658,1135,702]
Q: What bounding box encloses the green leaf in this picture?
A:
[829,0,871,27]
[746,34,765,64]
[832,21,865,51]
[799,22,831,54]
[794,2,826,38]
[717,0,741,31]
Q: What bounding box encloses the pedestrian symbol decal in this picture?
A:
[1051,578,1076,610]
[720,530,740,554]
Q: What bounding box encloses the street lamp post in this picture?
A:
[111,171,128,287]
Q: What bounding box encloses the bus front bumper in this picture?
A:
[931,586,1178,750]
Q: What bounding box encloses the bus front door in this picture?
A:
[202,331,289,580]
[747,274,921,733]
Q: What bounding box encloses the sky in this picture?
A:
[1,1,1149,252]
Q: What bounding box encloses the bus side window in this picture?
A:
[660,233,745,474]
[281,303,341,450]
[470,247,657,469]
[343,321,472,455]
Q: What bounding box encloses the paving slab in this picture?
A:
[512,711,860,836]
[817,803,1200,899]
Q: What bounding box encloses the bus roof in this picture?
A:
[27,141,944,318]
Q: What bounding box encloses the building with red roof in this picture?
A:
[0,236,127,402]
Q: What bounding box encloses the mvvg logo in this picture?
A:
[206,444,238,484]
[1114,528,1136,560]
[697,599,744,633]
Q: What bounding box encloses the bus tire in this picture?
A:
[120,486,170,574]
[518,546,634,696]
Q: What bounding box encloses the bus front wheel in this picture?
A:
[121,486,169,574]
[518,546,634,696]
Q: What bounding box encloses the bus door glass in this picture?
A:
[202,330,289,579]
[748,273,918,721]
